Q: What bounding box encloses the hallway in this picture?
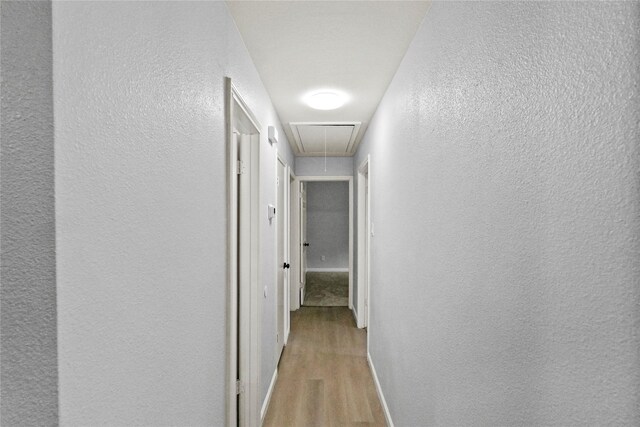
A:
[3,1,639,425]
[264,307,385,426]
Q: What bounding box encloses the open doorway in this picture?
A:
[289,170,300,311]
[226,78,261,427]
[293,176,353,311]
[357,155,371,330]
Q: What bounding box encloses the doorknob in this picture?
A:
[283,262,290,269]
[303,243,310,247]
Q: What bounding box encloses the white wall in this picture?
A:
[295,156,353,176]
[355,1,640,425]
[306,182,349,269]
[53,2,292,424]
[0,2,58,425]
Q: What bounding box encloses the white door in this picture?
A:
[276,158,286,359]
[299,182,307,304]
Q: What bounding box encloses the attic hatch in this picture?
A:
[290,122,361,157]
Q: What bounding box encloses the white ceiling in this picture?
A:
[227,1,431,156]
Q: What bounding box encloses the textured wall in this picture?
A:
[53,2,292,424]
[295,156,353,176]
[306,182,349,269]
[355,1,640,425]
[0,2,58,425]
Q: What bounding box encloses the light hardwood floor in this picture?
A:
[263,307,386,427]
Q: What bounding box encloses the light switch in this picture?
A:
[268,204,276,221]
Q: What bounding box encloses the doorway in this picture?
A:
[226,78,261,427]
[299,181,307,305]
[289,170,300,310]
[357,156,370,330]
[293,176,353,311]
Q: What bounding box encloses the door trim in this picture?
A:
[226,78,261,427]
[357,156,371,330]
[289,169,300,310]
[294,175,354,310]
[285,165,294,341]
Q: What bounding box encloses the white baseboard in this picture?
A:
[261,367,278,422]
[306,268,349,272]
[367,352,394,427]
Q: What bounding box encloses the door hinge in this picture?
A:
[236,380,244,395]
[277,177,279,186]
[237,160,245,175]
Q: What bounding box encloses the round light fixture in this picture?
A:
[304,90,347,110]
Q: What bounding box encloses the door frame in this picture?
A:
[294,175,354,309]
[299,181,307,305]
[289,169,300,311]
[357,156,371,329]
[226,78,261,427]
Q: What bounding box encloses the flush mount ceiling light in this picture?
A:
[304,90,348,110]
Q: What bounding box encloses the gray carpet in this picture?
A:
[303,272,349,307]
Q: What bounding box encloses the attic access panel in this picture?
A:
[290,122,361,156]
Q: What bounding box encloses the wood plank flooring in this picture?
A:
[263,307,386,427]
